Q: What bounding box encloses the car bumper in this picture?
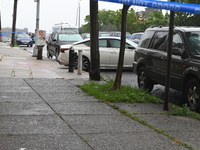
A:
[57,52,69,66]
[17,41,33,45]
[133,61,138,74]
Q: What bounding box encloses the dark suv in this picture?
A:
[46,31,83,59]
[133,26,200,112]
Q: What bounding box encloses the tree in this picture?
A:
[89,0,100,81]
[175,0,200,26]
[112,5,130,90]
[146,10,169,27]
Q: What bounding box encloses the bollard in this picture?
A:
[77,50,83,75]
[37,46,43,60]
[68,48,77,72]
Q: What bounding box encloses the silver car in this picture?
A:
[57,36,138,71]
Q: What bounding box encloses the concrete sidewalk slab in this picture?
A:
[1,42,200,149]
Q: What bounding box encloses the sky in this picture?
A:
[0,0,169,33]
[1,0,134,33]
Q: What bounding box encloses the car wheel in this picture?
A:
[74,56,90,72]
[27,45,29,47]
[47,47,52,59]
[30,45,33,47]
[184,79,200,112]
[137,66,154,92]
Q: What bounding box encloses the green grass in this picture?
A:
[78,80,161,104]
[168,104,200,120]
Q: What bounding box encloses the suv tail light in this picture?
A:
[60,48,69,52]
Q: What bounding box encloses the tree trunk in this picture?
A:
[89,0,100,81]
[112,5,130,90]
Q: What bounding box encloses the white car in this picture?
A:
[57,37,138,71]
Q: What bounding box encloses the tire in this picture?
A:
[184,79,200,112]
[74,56,90,72]
[137,67,154,92]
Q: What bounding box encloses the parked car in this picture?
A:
[81,33,90,39]
[2,36,11,43]
[99,31,111,37]
[130,32,144,44]
[133,26,200,112]
[15,33,33,47]
[57,36,138,71]
[46,31,83,59]
[110,31,132,38]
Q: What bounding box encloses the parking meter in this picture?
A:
[35,30,46,60]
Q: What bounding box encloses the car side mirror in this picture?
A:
[172,47,182,55]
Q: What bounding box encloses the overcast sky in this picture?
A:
[0,0,134,33]
[1,0,170,33]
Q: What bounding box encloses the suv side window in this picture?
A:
[150,31,167,50]
[51,32,57,41]
[139,30,154,48]
[172,33,184,50]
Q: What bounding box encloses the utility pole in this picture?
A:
[0,6,2,42]
[11,0,18,47]
[163,0,175,111]
[32,0,40,56]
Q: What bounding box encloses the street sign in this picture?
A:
[35,30,46,46]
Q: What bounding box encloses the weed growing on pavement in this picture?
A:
[109,103,195,150]
[79,80,161,103]
[168,104,200,120]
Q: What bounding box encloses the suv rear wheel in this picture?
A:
[185,79,200,112]
[138,67,154,92]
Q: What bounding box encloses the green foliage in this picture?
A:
[78,80,161,103]
[80,8,170,34]
[168,104,200,120]
[169,104,191,116]
[175,0,200,26]
[146,11,169,27]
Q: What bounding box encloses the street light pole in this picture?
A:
[0,5,2,42]
[33,0,40,57]
[11,0,18,47]
[76,0,81,29]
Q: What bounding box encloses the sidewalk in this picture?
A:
[0,42,200,150]
[0,42,89,79]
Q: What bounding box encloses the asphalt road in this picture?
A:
[19,45,184,107]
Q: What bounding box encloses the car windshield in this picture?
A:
[62,28,79,33]
[186,31,200,55]
[17,34,30,38]
[59,33,83,42]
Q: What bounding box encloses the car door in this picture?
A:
[147,31,168,83]
[98,39,110,67]
[48,32,56,54]
[109,39,134,67]
[51,32,59,55]
[161,32,185,88]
